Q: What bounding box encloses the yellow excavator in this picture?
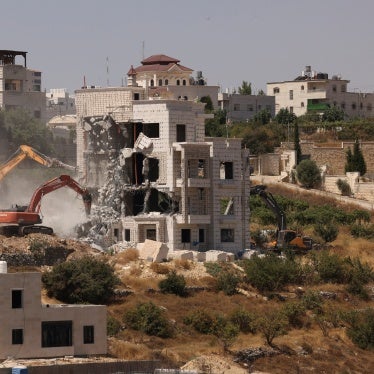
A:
[0,145,76,181]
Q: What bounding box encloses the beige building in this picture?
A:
[0,265,106,359]
[267,65,374,118]
[75,93,250,254]
[0,50,46,120]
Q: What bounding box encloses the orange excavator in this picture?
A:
[0,175,92,236]
[0,145,76,182]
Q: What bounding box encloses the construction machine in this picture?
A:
[250,184,313,252]
[0,145,76,182]
[0,175,91,236]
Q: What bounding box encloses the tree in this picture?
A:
[296,159,322,189]
[293,122,302,164]
[42,255,120,304]
[159,270,187,296]
[253,109,271,125]
[258,310,288,347]
[274,108,296,125]
[345,142,367,176]
[314,222,339,244]
[322,106,345,122]
[238,81,252,95]
[200,95,214,112]
[205,109,227,137]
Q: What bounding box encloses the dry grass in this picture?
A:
[150,262,170,274]
[173,258,192,270]
[114,248,139,265]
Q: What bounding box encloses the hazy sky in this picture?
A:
[3,0,374,94]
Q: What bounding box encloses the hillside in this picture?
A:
[1,186,373,373]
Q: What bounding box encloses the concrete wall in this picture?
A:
[0,272,106,359]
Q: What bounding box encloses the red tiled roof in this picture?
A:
[127,54,193,76]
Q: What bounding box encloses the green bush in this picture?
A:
[158,270,187,296]
[309,251,348,283]
[341,309,374,349]
[42,255,120,304]
[107,315,121,336]
[229,308,258,334]
[215,271,241,295]
[301,290,324,314]
[336,179,352,196]
[257,310,288,347]
[243,253,302,292]
[313,222,339,244]
[282,301,306,328]
[296,159,322,189]
[123,302,174,338]
[350,223,374,239]
[183,309,216,334]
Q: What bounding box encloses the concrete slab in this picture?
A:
[137,239,169,262]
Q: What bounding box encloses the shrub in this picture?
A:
[301,290,324,314]
[336,179,352,196]
[314,223,339,244]
[296,159,322,189]
[229,308,258,334]
[282,301,306,328]
[42,255,120,304]
[159,270,187,296]
[257,310,288,347]
[243,253,302,292]
[309,251,348,283]
[107,315,121,336]
[123,302,174,338]
[340,309,374,349]
[183,309,216,334]
[350,223,374,239]
[215,271,241,296]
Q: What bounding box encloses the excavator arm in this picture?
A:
[26,175,92,216]
[0,145,76,182]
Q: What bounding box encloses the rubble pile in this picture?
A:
[234,347,280,364]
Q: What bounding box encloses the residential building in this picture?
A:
[267,65,374,118]
[218,92,275,122]
[75,90,250,255]
[0,263,106,359]
[0,50,45,120]
[46,88,76,122]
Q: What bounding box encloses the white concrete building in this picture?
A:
[46,88,76,122]
[0,50,45,120]
[267,65,374,118]
[0,265,106,359]
[75,93,250,255]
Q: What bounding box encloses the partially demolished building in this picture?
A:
[75,55,250,254]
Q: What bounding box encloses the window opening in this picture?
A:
[12,329,23,345]
[176,124,186,142]
[221,229,234,242]
[181,229,191,243]
[12,290,23,309]
[42,321,73,347]
[220,162,233,179]
[83,325,94,344]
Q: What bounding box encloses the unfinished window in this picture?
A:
[12,290,23,309]
[289,90,293,100]
[143,123,159,138]
[42,321,73,348]
[146,229,156,241]
[83,325,95,344]
[181,229,191,243]
[133,93,140,100]
[221,229,234,242]
[199,229,205,243]
[124,229,130,241]
[176,124,186,142]
[220,197,234,215]
[12,329,23,345]
[220,162,233,180]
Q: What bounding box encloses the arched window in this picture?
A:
[182,79,186,86]
[150,79,154,87]
[176,80,180,86]
[165,79,169,85]
[158,79,162,86]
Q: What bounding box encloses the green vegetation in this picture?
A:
[345,141,367,175]
[123,302,174,338]
[296,159,322,189]
[42,255,120,304]
[159,270,187,297]
[238,81,252,95]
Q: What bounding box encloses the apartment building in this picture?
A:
[267,66,374,118]
[75,95,250,254]
[218,92,275,122]
[0,50,46,120]
[0,264,106,359]
[46,88,76,121]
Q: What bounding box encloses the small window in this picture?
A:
[220,162,233,180]
[221,229,234,242]
[341,85,346,92]
[247,104,253,111]
[257,104,262,110]
[332,85,337,92]
[301,85,304,90]
[165,79,169,85]
[83,325,94,344]
[150,79,154,87]
[133,93,140,100]
[352,103,356,110]
[182,79,186,86]
[176,124,186,142]
[199,229,205,243]
[233,104,240,111]
[124,229,130,241]
[176,80,180,86]
[181,229,191,243]
[273,87,280,94]
[12,329,23,345]
[289,90,293,100]
[301,102,304,107]
[143,123,159,138]
[12,290,23,309]
[146,229,156,241]
[158,79,162,86]
[289,106,294,113]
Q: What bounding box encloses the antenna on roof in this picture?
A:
[106,57,110,86]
